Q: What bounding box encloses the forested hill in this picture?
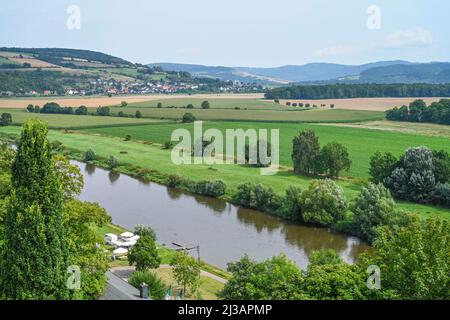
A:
[264,83,450,100]
[0,47,133,67]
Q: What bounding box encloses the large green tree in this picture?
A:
[372,215,449,300]
[292,130,320,175]
[0,119,69,299]
[318,142,352,178]
[128,233,161,272]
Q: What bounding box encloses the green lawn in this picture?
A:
[102,107,384,123]
[81,121,450,179]
[3,109,171,129]
[1,125,448,219]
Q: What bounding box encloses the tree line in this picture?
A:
[385,99,450,125]
[265,83,450,100]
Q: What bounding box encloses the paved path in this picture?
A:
[111,265,228,284]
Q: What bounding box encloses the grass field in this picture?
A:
[127,98,282,110]
[1,125,448,219]
[2,109,170,129]
[325,120,450,138]
[106,107,385,123]
[81,121,450,179]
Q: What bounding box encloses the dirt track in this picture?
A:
[0,93,265,109]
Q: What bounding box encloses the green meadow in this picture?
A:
[81,121,450,179]
[0,124,448,219]
[104,106,384,123]
[1,109,170,129]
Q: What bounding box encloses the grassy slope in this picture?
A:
[3,109,170,128]
[81,121,450,179]
[1,125,448,219]
[105,107,384,123]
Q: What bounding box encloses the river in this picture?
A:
[75,161,370,269]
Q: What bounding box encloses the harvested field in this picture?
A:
[279,97,448,111]
[0,93,265,109]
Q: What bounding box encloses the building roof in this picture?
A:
[99,271,150,300]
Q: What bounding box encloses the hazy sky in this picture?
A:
[1,0,449,67]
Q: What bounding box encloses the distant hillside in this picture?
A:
[0,47,133,67]
[359,63,450,83]
[149,61,415,84]
[149,61,450,84]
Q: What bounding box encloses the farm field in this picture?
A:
[105,106,384,123]
[324,120,450,138]
[2,109,170,129]
[0,93,264,109]
[279,97,448,111]
[127,97,282,110]
[81,121,450,179]
[0,125,448,220]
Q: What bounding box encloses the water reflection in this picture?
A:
[108,171,120,184]
[75,160,371,269]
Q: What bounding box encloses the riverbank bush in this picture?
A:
[232,182,282,214]
[194,180,226,197]
[300,179,348,226]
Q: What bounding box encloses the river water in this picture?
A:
[75,161,370,269]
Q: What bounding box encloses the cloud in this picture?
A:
[385,27,433,48]
[313,45,357,58]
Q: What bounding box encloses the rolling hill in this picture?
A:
[149,61,450,84]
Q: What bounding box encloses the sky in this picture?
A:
[0,0,449,67]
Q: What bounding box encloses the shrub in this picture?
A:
[351,183,405,242]
[369,151,399,184]
[135,110,142,118]
[433,183,450,207]
[201,101,210,109]
[386,147,436,203]
[186,104,194,109]
[96,106,110,116]
[163,141,174,149]
[75,105,88,115]
[300,179,347,226]
[0,113,12,126]
[182,112,196,123]
[27,104,34,113]
[157,102,163,108]
[124,134,132,141]
[194,180,226,197]
[233,183,281,213]
[107,156,119,169]
[167,174,182,188]
[118,111,125,117]
[84,149,96,161]
[278,186,302,220]
[128,271,166,300]
[308,249,342,269]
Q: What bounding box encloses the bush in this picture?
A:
[124,134,132,141]
[157,102,163,108]
[163,141,174,150]
[233,183,281,213]
[182,112,196,123]
[186,104,194,109]
[135,110,142,118]
[107,156,119,169]
[167,174,182,188]
[194,180,226,197]
[201,101,210,109]
[128,271,166,300]
[369,151,399,184]
[308,249,343,269]
[26,104,34,113]
[84,149,96,161]
[300,179,347,227]
[75,105,88,115]
[0,113,12,126]
[386,147,436,203]
[278,186,302,220]
[351,183,405,243]
[96,106,110,116]
[433,183,450,207]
